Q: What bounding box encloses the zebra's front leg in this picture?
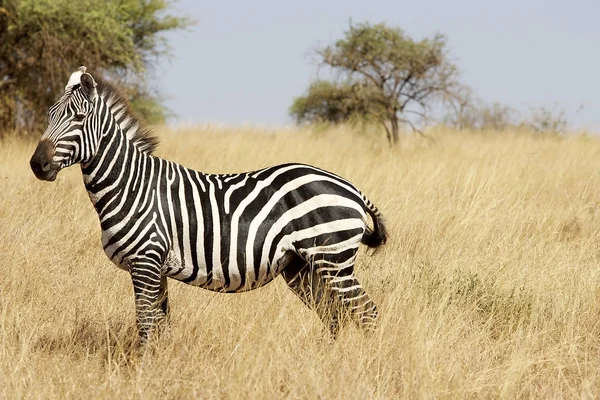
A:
[129,259,169,344]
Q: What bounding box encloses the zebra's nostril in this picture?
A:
[29,159,51,174]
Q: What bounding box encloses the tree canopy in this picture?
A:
[290,22,460,144]
[289,81,374,125]
[0,0,192,134]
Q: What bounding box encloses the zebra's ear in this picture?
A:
[80,73,98,102]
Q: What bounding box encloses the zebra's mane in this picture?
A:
[95,78,159,155]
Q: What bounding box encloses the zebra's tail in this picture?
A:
[360,195,388,249]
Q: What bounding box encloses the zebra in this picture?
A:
[29,66,388,343]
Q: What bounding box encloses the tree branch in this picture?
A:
[393,72,413,98]
[398,116,434,144]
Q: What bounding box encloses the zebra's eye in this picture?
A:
[73,113,86,122]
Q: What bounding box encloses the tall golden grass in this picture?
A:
[1,126,600,398]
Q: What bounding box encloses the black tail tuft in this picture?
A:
[361,207,388,248]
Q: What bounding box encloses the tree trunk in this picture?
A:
[390,114,399,145]
[382,123,392,144]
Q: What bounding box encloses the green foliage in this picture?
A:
[291,21,459,144]
[289,81,374,125]
[0,0,192,134]
[124,83,172,126]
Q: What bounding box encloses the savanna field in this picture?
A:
[2,126,600,398]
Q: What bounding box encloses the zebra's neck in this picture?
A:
[80,98,149,211]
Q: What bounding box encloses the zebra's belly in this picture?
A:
[162,247,294,293]
[99,223,295,292]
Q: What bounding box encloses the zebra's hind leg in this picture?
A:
[312,250,379,335]
[281,256,341,339]
[129,259,170,344]
[328,274,378,334]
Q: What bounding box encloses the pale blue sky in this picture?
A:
[156,0,599,130]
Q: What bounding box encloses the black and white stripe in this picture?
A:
[30,67,388,342]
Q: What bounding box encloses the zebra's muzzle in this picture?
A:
[30,140,59,182]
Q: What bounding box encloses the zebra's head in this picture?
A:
[30,66,99,181]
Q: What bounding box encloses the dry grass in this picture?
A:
[2,125,600,398]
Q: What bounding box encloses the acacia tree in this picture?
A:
[291,22,460,144]
[0,0,192,135]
